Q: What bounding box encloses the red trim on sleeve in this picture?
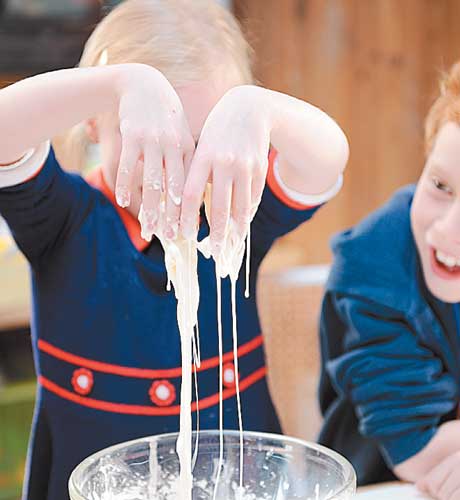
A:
[85,168,149,252]
[266,149,316,211]
[23,163,46,183]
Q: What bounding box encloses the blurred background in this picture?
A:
[1,1,460,498]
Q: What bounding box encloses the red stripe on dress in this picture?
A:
[38,335,264,379]
[38,367,266,416]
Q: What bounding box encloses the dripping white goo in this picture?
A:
[156,212,249,500]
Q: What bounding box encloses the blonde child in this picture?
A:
[0,1,348,499]
[319,61,460,499]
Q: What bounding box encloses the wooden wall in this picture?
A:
[4,1,460,267]
[235,0,460,266]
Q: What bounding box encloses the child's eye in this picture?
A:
[432,176,453,195]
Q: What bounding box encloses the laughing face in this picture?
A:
[411,121,460,303]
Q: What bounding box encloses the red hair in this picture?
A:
[425,62,460,154]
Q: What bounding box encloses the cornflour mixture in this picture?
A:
[142,196,249,500]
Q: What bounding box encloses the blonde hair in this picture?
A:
[425,61,460,154]
[55,0,254,171]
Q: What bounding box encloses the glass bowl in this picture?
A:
[69,430,356,500]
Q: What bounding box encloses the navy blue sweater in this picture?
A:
[319,185,460,486]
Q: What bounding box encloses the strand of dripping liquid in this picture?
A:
[176,240,193,500]
[190,246,200,470]
[142,182,201,500]
[161,226,251,500]
[148,268,201,499]
[212,230,250,500]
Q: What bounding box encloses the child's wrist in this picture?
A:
[113,63,165,100]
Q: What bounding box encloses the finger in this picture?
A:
[104,128,122,186]
[139,142,163,241]
[210,167,232,257]
[182,134,196,180]
[164,147,185,240]
[180,152,211,240]
[418,456,456,499]
[440,465,460,500]
[250,159,267,218]
[184,149,194,180]
[232,167,251,242]
[115,137,141,207]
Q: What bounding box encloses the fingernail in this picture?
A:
[140,227,153,242]
[169,191,181,206]
[116,187,130,208]
[139,215,153,242]
[138,205,157,241]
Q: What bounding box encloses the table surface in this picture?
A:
[356,482,430,499]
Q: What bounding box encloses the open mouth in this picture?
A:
[430,248,460,279]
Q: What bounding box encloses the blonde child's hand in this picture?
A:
[115,65,195,241]
[180,86,270,255]
[417,451,460,500]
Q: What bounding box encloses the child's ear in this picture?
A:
[85,119,99,144]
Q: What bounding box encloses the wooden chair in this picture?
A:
[257,265,329,441]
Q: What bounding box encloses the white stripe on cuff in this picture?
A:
[0,141,50,188]
[273,156,343,206]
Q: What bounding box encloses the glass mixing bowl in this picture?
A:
[69,430,356,500]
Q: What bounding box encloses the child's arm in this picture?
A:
[0,66,121,165]
[262,86,349,197]
[180,85,348,253]
[394,420,460,482]
[0,64,194,242]
[323,293,458,480]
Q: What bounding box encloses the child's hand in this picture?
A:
[115,65,195,241]
[417,451,460,500]
[180,86,271,255]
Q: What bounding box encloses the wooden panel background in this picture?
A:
[235,0,460,267]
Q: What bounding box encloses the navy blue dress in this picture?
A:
[0,148,321,500]
[318,185,460,486]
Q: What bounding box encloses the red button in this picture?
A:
[71,368,94,396]
[149,380,176,406]
[223,363,238,388]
